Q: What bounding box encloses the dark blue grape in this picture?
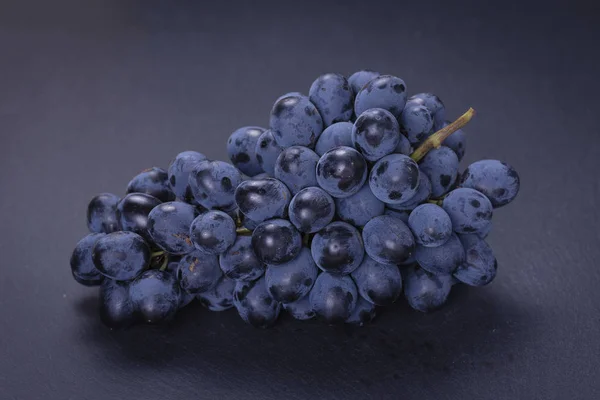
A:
[283,295,315,320]
[288,186,335,233]
[147,201,198,255]
[309,73,354,126]
[235,178,291,223]
[116,193,161,242]
[387,171,432,211]
[352,108,400,162]
[348,70,380,94]
[274,146,319,194]
[439,121,466,161]
[314,122,354,156]
[179,289,195,309]
[309,272,357,324]
[399,103,433,145]
[269,93,323,148]
[345,296,377,326]
[219,235,265,282]
[362,215,415,265]
[335,183,384,227]
[99,279,136,329]
[168,151,207,202]
[252,219,301,265]
[415,233,465,275]
[176,250,222,294]
[239,211,261,230]
[442,188,493,234]
[233,277,281,328]
[255,129,284,176]
[189,160,242,210]
[197,276,236,311]
[354,75,407,119]
[419,146,458,198]
[70,233,105,286]
[384,208,410,223]
[87,193,120,233]
[351,255,402,306]
[92,231,150,281]
[454,234,497,286]
[460,159,520,208]
[316,146,367,198]
[227,126,265,177]
[129,270,181,324]
[403,264,453,313]
[408,93,445,129]
[408,204,452,247]
[311,221,364,275]
[477,222,492,239]
[127,167,176,203]
[394,133,412,155]
[265,248,318,303]
[189,210,236,255]
[369,154,420,204]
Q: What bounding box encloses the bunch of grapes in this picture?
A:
[70,70,520,329]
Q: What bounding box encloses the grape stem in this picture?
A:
[158,255,169,271]
[410,107,476,162]
[236,227,252,235]
[151,250,165,258]
[427,199,443,206]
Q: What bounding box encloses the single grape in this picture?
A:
[314,122,354,156]
[362,215,415,265]
[129,270,181,324]
[126,167,176,203]
[352,108,400,162]
[167,151,207,202]
[309,272,357,324]
[311,221,364,275]
[92,231,150,281]
[189,210,236,255]
[283,294,315,320]
[99,279,136,329]
[269,93,323,148]
[403,264,453,313]
[179,289,195,309]
[399,102,434,145]
[316,146,367,198]
[70,233,105,286]
[309,73,354,126]
[176,250,222,294]
[116,193,161,242]
[227,126,265,177]
[255,129,284,176]
[274,146,319,194]
[354,75,407,119]
[407,93,445,129]
[351,255,402,306]
[386,171,432,211]
[477,222,493,239]
[460,159,520,208]
[219,235,265,282]
[369,153,420,204]
[439,121,466,161]
[335,183,384,227]
[189,160,242,210]
[408,204,452,247]
[394,132,412,155]
[348,69,380,94]
[147,202,198,254]
[442,188,493,234]
[415,233,465,275]
[419,146,459,198]
[345,296,377,326]
[87,193,120,233]
[197,275,236,311]
[252,219,302,265]
[454,234,497,286]
[288,186,335,233]
[384,208,410,223]
[235,178,291,223]
[265,248,318,303]
[233,277,281,328]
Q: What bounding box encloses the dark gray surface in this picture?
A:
[1,1,599,399]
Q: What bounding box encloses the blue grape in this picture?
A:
[255,130,284,176]
[309,73,354,126]
[129,270,181,324]
[408,204,452,247]
[352,108,400,162]
[351,255,402,306]
[283,295,315,320]
[176,250,222,294]
[419,146,458,198]
[265,248,318,303]
[335,183,384,227]
[189,160,242,210]
[460,159,520,208]
[87,193,120,233]
[288,186,335,233]
[314,122,354,156]
[235,178,291,223]
[127,167,176,203]
[403,264,453,313]
[439,121,466,161]
[387,171,431,211]
[179,289,195,309]
[311,221,364,275]
[354,75,407,119]
[345,296,377,326]
[239,211,261,230]
[415,233,465,275]
[70,233,105,286]
[233,277,281,328]
[408,93,445,129]
[92,231,150,281]
[197,276,236,311]
[99,279,136,329]
[477,222,492,239]
[369,154,420,204]
[316,146,367,198]
[362,215,415,265]
[454,234,497,286]
[168,151,207,202]
[189,210,236,255]
[394,132,412,155]
[147,201,199,255]
[399,102,433,145]
[309,272,357,324]
[274,146,320,194]
[116,193,161,242]
[384,208,410,223]
[219,235,265,282]
[442,188,493,234]
[348,70,380,94]
[227,126,265,177]
[252,219,302,265]
[269,93,323,148]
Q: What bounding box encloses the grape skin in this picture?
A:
[394,132,412,155]
[147,201,199,255]
[460,159,520,208]
[369,154,420,204]
[311,221,365,275]
[288,186,335,234]
[274,146,320,195]
[92,231,150,281]
[386,171,432,211]
[403,264,453,313]
[316,146,368,199]
[419,146,459,198]
[70,233,105,286]
[176,250,223,294]
[442,188,493,234]
[309,73,354,126]
[227,126,265,177]
[348,70,380,95]
[197,275,236,312]
[454,234,497,286]
[219,236,265,282]
[167,151,207,202]
[255,130,284,176]
[351,255,402,306]
[354,75,407,120]
[352,108,400,162]
[407,93,446,130]
[362,215,415,265]
[399,103,433,145]
[189,210,236,255]
[309,272,358,324]
[439,121,466,161]
[127,167,176,203]
[87,193,120,233]
[265,248,318,304]
[345,296,377,326]
[315,122,354,156]
[234,178,291,224]
[269,93,323,148]
[188,160,242,211]
[99,279,136,329]
[415,233,465,275]
[384,208,410,223]
[252,219,302,265]
[283,294,315,320]
[233,277,281,328]
[335,183,384,227]
[129,270,181,324]
[408,204,453,247]
[116,193,161,242]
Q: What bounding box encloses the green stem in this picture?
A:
[158,255,169,271]
[151,250,165,258]
[427,199,443,206]
[236,227,252,236]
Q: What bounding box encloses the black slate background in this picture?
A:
[1,1,599,399]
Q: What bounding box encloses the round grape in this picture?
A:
[369,153,420,204]
[415,233,465,275]
[309,272,357,324]
[394,132,412,155]
[387,171,432,211]
[309,73,354,126]
[288,186,335,233]
[167,151,207,202]
[419,146,458,198]
[454,234,497,286]
[283,295,315,320]
[314,122,354,156]
[227,126,265,177]
[352,108,400,162]
[442,188,493,234]
[127,167,176,203]
[147,201,198,255]
[99,279,136,329]
[345,296,377,326]
[233,277,281,328]
[235,178,291,223]
[460,159,520,208]
[252,219,302,265]
[348,69,380,94]
[87,193,120,233]
[269,93,323,148]
[176,250,222,294]
[407,93,445,129]
[255,129,284,176]
[219,235,265,282]
[265,248,318,304]
[399,102,433,145]
[189,210,236,255]
[92,231,150,281]
[116,193,161,242]
[440,121,466,161]
[129,270,181,324]
[197,276,236,312]
[70,233,105,286]
[408,204,452,247]
[274,146,319,194]
[311,221,364,275]
[189,160,242,210]
[335,183,384,227]
[316,146,367,198]
[362,215,415,265]
[351,255,402,306]
[403,264,453,313]
[354,75,407,119]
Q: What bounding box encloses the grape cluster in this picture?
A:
[70,70,520,329]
